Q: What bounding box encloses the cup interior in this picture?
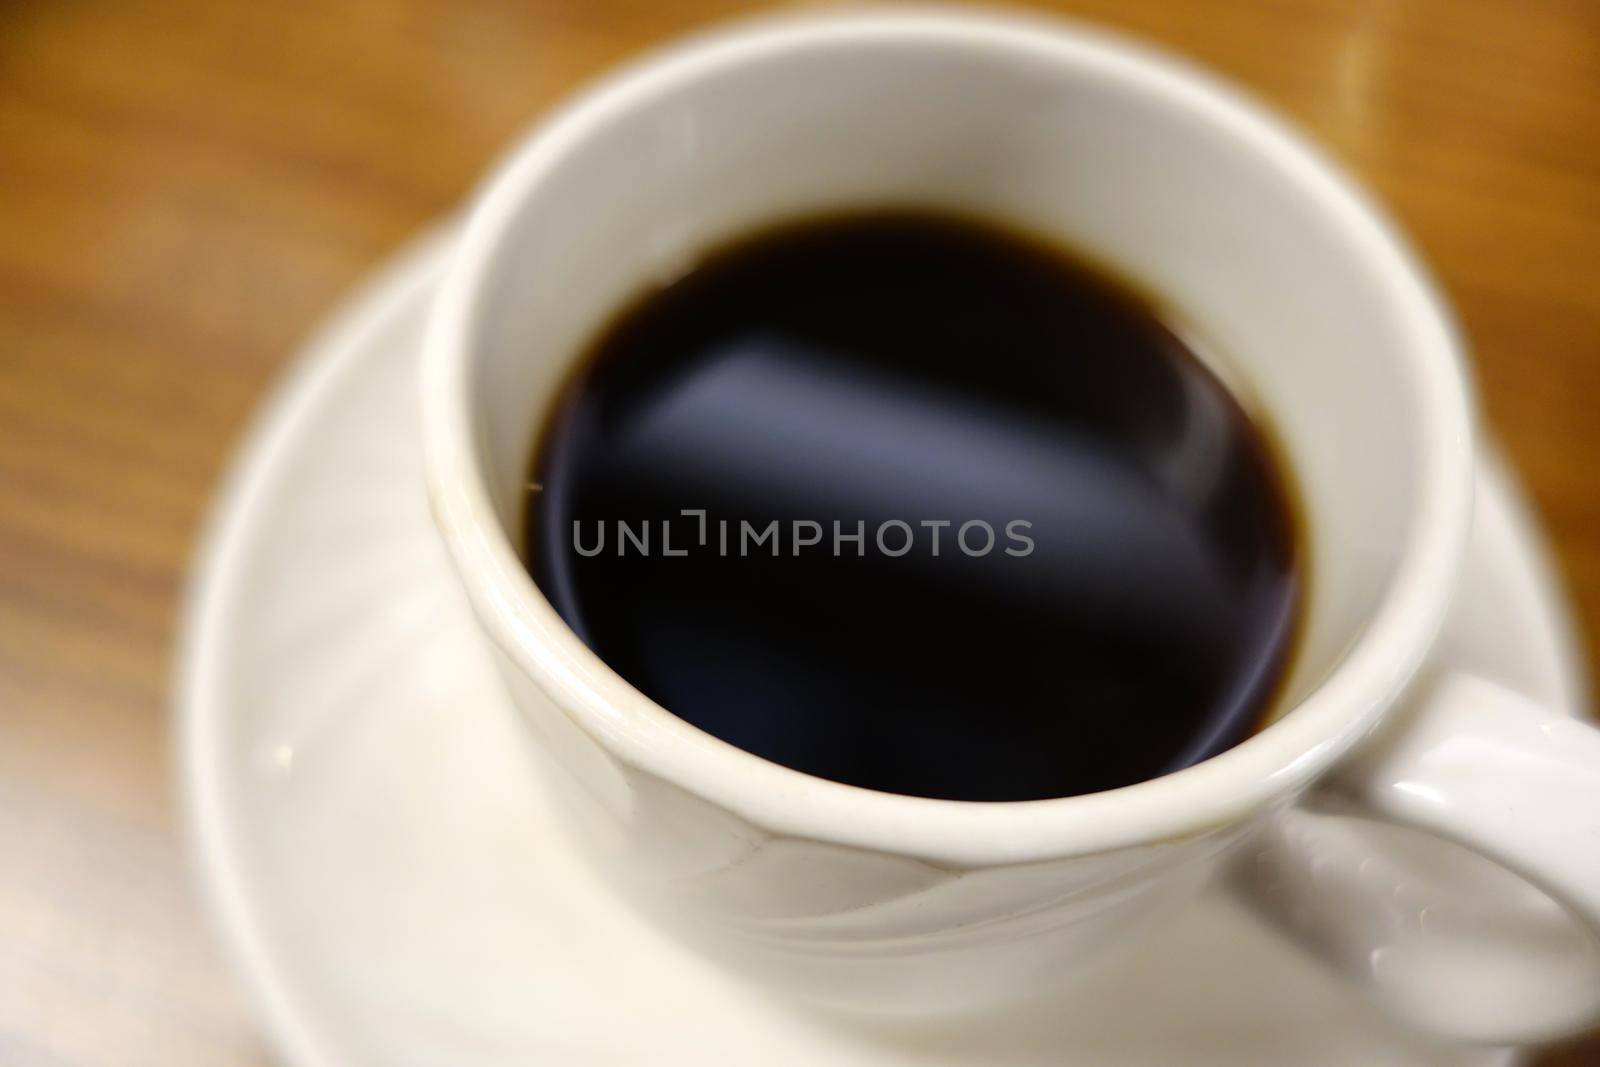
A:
[453,14,1467,730]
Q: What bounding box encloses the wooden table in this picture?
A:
[2,1,1596,1063]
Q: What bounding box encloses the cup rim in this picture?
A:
[420,7,1474,867]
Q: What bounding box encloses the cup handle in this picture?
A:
[1230,672,1600,1044]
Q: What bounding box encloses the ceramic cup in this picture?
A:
[420,8,1600,1044]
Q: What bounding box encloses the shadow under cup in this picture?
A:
[427,14,1468,1011]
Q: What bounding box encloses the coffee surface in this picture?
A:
[527,210,1301,801]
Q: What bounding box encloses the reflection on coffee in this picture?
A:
[526,209,1302,802]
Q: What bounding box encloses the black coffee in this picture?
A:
[526,209,1301,802]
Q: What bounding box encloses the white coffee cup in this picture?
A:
[420,8,1600,1044]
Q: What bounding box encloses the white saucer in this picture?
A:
[178,232,1588,1067]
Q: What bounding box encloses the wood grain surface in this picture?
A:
[1,1,1596,1063]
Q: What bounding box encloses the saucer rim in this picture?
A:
[176,228,453,1067]
[176,227,1572,1067]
